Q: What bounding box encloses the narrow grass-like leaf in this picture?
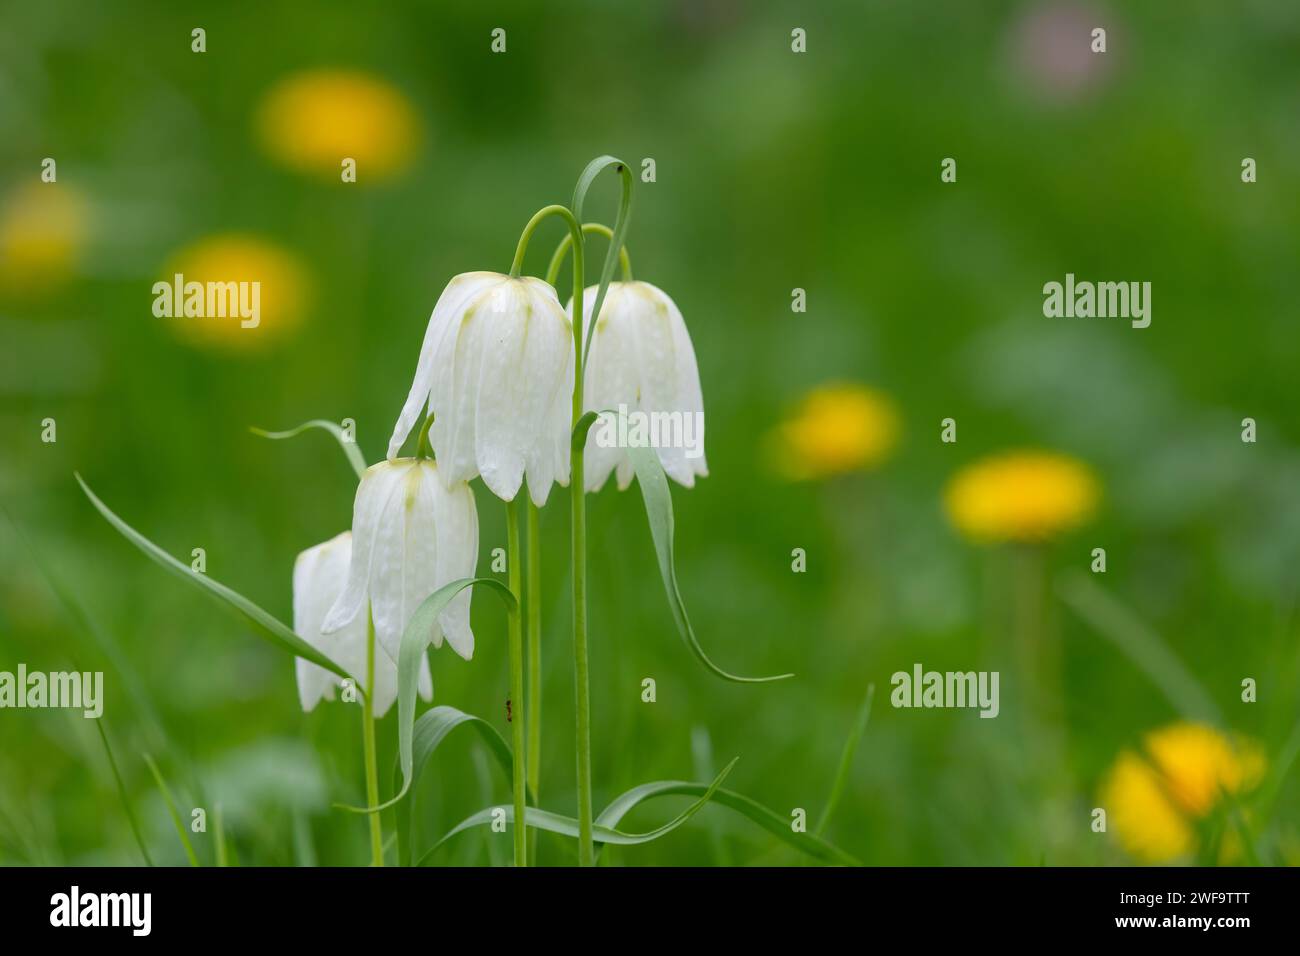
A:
[213,802,228,867]
[1057,571,1220,723]
[419,759,737,865]
[338,578,517,815]
[596,778,861,866]
[571,155,634,364]
[394,705,518,866]
[4,503,173,756]
[94,721,153,866]
[816,683,875,835]
[627,444,792,683]
[250,419,366,480]
[142,753,199,866]
[77,473,352,681]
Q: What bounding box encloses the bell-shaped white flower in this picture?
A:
[322,459,479,669]
[386,272,574,506]
[574,281,708,492]
[292,531,432,717]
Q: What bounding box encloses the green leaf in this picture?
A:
[418,759,737,865]
[571,156,634,365]
[143,753,199,867]
[394,705,517,866]
[94,721,154,866]
[816,683,875,835]
[339,577,517,815]
[572,409,603,451]
[626,445,793,683]
[76,473,352,682]
[250,419,366,480]
[596,779,861,867]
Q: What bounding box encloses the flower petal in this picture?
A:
[387,272,503,460]
[322,461,408,635]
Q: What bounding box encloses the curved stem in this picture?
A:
[545,223,633,287]
[526,499,542,863]
[506,498,528,867]
[509,204,580,279]
[363,608,383,866]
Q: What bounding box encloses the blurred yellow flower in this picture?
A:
[944,450,1098,542]
[161,234,310,350]
[256,69,419,180]
[766,382,899,481]
[0,183,89,296]
[1101,722,1264,863]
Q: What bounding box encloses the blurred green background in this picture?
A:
[1,0,1298,866]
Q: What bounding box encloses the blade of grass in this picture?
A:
[816,683,875,835]
[690,726,730,866]
[142,753,199,866]
[214,802,228,867]
[1057,571,1221,724]
[94,721,153,866]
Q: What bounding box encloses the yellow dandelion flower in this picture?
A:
[256,69,419,180]
[0,183,89,296]
[160,234,310,351]
[1101,722,1265,863]
[944,450,1098,543]
[766,382,900,481]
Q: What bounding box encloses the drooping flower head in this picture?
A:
[387,273,574,506]
[944,450,1099,543]
[293,531,431,717]
[575,280,707,492]
[1101,722,1265,862]
[765,382,899,481]
[323,459,478,664]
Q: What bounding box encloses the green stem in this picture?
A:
[545,223,633,286]
[567,243,595,867]
[509,204,578,279]
[506,498,528,866]
[526,499,543,863]
[567,159,634,865]
[363,608,384,866]
[415,412,435,460]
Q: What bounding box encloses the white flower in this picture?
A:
[573,281,708,492]
[322,459,479,672]
[292,531,432,717]
[386,272,574,506]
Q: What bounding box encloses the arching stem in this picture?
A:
[546,223,633,286]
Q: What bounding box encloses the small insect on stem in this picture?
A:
[505,698,512,723]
